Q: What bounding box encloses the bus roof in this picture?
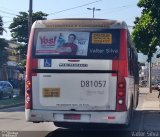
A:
[32,18,128,29]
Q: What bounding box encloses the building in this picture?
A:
[151,58,160,81]
[139,57,160,85]
[0,41,21,81]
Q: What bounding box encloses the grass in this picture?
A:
[0,96,24,108]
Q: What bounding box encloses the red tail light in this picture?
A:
[25,59,38,109]
[25,29,38,109]
[25,80,32,109]
[116,74,127,111]
[115,29,128,111]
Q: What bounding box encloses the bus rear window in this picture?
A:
[33,29,120,59]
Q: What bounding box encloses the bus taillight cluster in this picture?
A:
[116,75,127,111]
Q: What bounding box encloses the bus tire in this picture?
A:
[127,97,134,127]
[135,91,139,108]
[133,90,139,109]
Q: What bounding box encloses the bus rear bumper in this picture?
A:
[25,109,130,125]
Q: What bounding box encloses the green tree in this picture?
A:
[9,11,48,65]
[0,16,8,68]
[0,39,8,67]
[0,16,7,35]
[0,16,3,35]
[132,0,160,61]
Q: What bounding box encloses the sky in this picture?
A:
[0,0,141,40]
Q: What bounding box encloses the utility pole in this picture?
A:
[148,44,152,93]
[87,7,101,18]
[28,0,33,37]
[149,59,152,93]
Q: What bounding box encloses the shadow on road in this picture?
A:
[45,129,131,137]
[44,109,160,137]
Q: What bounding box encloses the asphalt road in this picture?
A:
[0,91,160,137]
[0,106,57,137]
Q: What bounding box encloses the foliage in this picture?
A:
[157,54,160,58]
[20,80,25,96]
[9,11,48,64]
[0,16,7,35]
[0,38,8,67]
[0,16,3,35]
[132,0,160,61]
[0,16,9,67]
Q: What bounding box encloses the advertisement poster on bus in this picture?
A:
[35,31,90,56]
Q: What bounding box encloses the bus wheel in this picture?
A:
[127,98,134,127]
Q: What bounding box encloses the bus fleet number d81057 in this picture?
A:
[81,80,106,87]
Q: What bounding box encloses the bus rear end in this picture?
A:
[25,19,131,127]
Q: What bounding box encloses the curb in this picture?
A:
[0,102,24,109]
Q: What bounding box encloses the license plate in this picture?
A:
[64,114,81,120]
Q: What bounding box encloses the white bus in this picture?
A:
[25,18,139,128]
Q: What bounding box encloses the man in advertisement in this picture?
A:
[57,33,78,55]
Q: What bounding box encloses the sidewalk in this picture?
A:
[139,87,149,94]
[139,87,160,110]
[143,92,160,110]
